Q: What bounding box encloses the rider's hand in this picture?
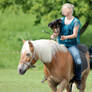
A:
[50,34,55,39]
[61,36,67,40]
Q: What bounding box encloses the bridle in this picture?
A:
[24,50,36,68]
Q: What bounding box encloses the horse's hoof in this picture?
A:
[76,80,81,90]
[41,80,45,83]
[41,77,47,83]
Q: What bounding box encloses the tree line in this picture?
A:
[0,0,92,35]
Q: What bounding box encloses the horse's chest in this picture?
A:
[46,64,66,82]
[48,75,62,83]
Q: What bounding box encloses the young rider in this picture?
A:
[50,3,82,89]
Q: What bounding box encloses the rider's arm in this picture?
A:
[61,21,80,40]
[66,25,79,39]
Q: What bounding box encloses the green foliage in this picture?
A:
[30,0,92,24]
[0,12,51,68]
[0,0,91,24]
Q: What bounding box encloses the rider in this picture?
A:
[50,3,82,89]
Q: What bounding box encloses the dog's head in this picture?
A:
[48,19,62,29]
[48,19,62,34]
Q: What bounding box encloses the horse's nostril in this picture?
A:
[18,69,22,74]
[18,68,26,75]
[18,64,27,75]
[19,69,22,73]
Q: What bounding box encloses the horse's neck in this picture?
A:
[32,40,67,63]
[32,40,53,63]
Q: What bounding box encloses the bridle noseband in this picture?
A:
[24,50,36,68]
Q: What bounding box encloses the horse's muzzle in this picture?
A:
[19,68,26,75]
[18,64,28,75]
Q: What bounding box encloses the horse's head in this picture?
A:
[18,40,38,75]
[48,19,62,34]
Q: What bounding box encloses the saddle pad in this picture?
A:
[79,51,88,72]
[77,44,88,72]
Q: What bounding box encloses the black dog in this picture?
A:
[48,19,62,29]
[48,19,62,34]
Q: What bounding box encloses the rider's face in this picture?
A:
[62,6,72,16]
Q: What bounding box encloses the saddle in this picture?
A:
[77,44,88,72]
[69,44,88,84]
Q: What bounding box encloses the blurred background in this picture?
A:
[0,0,92,92]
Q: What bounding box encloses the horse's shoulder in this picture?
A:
[59,44,68,52]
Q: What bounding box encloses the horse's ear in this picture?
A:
[28,41,34,52]
[22,39,26,43]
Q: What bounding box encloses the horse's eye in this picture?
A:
[26,53,30,57]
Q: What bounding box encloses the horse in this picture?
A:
[18,39,90,92]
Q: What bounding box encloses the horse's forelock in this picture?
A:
[21,41,32,55]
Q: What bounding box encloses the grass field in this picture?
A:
[0,68,92,92]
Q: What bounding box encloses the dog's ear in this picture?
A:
[48,19,58,28]
[48,22,53,29]
[48,19,62,29]
[56,19,62,23]
[48,22,52,27]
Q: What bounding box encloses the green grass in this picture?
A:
[0,68,92,92]
[0,68,51,92]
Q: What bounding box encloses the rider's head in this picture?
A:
[61,3,74,16]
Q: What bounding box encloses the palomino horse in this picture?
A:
[18,39,90,92]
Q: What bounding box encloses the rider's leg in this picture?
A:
[68,46,82,89]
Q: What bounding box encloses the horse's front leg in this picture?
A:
[47,78,57,92]
[56,79,68,92]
